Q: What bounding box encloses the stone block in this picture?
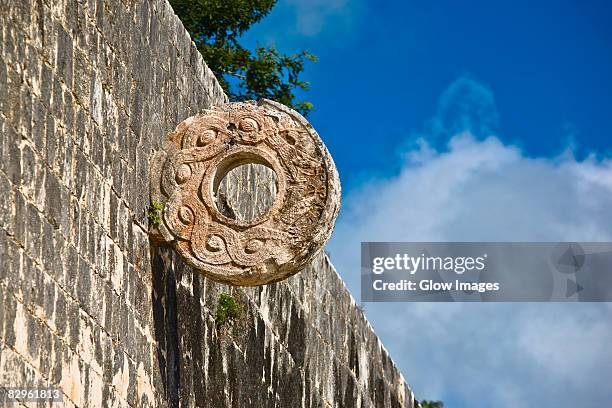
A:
[2,285,17,347]
[26,203,42,261]
[0,172,14,234]
[54,286,67,338]
[76,257,91,312]
[13,190,27,247]
[56,23,73,89]
[40,62,53,110]
[52,75,64,123]
[19,86,33,138]
[44,168,62,227]
[31,96,47,155]
[63,244,79,299]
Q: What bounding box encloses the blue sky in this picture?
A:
[243,0,612,187]
[242,1,612,407]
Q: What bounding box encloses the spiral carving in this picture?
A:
[150,100,341,286]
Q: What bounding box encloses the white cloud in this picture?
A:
[268,0,364,37]
[327,77,612,407]
[283,0,357,36]
[241,0,362,52]
[417,76,500,142]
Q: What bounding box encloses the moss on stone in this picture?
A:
[215,293,242,326]
[147,200,164,226]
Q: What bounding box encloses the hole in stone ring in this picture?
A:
[213,153,278,223]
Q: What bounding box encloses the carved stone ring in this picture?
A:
[150,100,341,286]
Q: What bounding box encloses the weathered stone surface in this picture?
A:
[151,100,341,286]
[0,0,417,407]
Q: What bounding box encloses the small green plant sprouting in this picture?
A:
[215,293,241,327]
[147,200,164,226]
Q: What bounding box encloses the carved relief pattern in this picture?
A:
[150,100,341,286]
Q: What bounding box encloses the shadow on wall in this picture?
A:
[147,242,415,407]
[149,245,309,407]
[151,246,180,407]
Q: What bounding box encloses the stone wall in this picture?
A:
[0,0,418,407]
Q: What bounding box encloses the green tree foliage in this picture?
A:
[170,0,316,115]
[421,400,444,408]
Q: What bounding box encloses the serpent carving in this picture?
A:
[150,99,341,286]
